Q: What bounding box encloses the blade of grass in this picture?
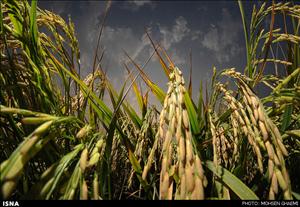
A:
[124,63,144,112]
[238,0,251,77]
[188,49,193,97]
[205,161,259,200]
[184,92,200,135]
[124,50,166,104]
[145,29,171,78]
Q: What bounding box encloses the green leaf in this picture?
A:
[145,31,171,79]
[123,104,142,128]
[62,162,81,199]
[46,144,84,199]
[47,52,112,126]
[274,68,300,92]
[124,64,144,112]
[205,161,259,200]
[30,0,38,47]
[238,0,252,78]
[7,1,22,37]
[281,105,293,132]
[292,192,300,200]
[285,130,300,138]
[184,92,200,135]
[128,149,142,174]
[104,76,142,128]
[124,50,166,104]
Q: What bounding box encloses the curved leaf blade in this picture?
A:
[205,161,259,200]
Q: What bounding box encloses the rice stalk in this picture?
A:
[217,83,263,173]
[222,68,293,200]
[156,66,206,200]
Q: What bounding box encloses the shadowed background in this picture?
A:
[38,1,261,109]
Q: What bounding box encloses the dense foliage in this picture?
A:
[0,0,299,200]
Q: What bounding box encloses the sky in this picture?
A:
[38,0,259,108]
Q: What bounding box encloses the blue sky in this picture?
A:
[38,0,258,107]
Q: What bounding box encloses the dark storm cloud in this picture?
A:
[120,0,156,11]
[38,1,249,105]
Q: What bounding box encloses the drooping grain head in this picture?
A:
[157,67,206,200]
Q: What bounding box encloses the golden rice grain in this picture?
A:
[268,160,274,180]
[81,180,88,200]
[182,110,189,129]
[271,173,278,194]
[259,121,269,141]
[179,137,185,164]
[1,180,17,199]
[185,164,195,193]
[277,139,288,156]
[269,189,275,200]
[80,148,88,172]
[160,172,170,199]
[88,152,100,167]
[275,168,288,191]
[191,178,204,199]
[76,125,92,139]
[93,174,99,200]
[265,141,275,161]
[257,105,266,123]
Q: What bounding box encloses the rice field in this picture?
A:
[0,0,299,200]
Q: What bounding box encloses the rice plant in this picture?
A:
[0,0,299,200]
